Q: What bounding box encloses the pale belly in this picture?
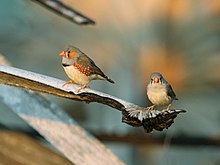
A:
[63,65,90,85]
[147,85,171,106]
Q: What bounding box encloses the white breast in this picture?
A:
[147,84,171,106]
[63,65,90,85]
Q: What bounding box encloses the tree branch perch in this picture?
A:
[0,64,186,133]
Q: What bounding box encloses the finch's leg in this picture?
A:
[63,80,76,87]
[167,104,171,110]
[77,82,90,92]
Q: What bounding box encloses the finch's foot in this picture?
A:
[77,83,89,92]
[63,80,76,87]
[146,105,156,110]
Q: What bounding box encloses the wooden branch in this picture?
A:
[31,0,95,25]
[0,64,186,133]
[0,82,124,164]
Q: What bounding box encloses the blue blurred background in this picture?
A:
[0,0,220,164]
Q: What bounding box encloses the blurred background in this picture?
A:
[0,0,220,164]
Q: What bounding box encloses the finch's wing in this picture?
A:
[166,84,178,100]
[76,53,114,83]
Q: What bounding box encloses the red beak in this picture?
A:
[153,77,159,83]
[59,51,65,57]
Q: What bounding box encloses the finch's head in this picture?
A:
[59,45,81,59]
[149,72,166,85]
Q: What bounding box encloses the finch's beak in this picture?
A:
[153,77,159,84]
[59,51,65,57]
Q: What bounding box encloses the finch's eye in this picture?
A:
[66,51,70,57]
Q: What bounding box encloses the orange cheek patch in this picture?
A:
[68,51,77,59]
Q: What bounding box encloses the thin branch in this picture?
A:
[92,132,220,147]
[0,64,186,133]
[31,0,95,25]
[2,127,220,148]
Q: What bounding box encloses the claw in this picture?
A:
[146,105,156,110]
